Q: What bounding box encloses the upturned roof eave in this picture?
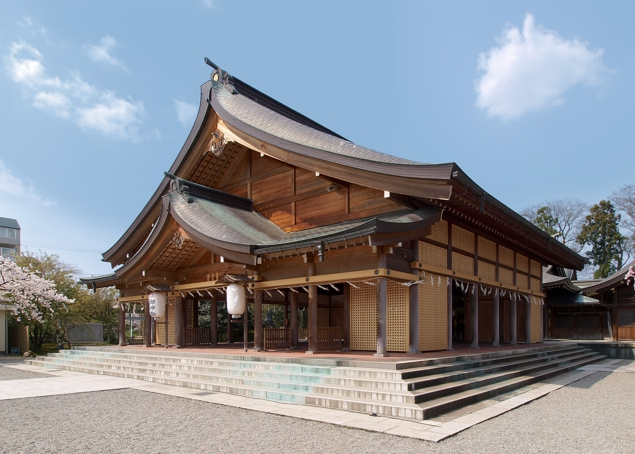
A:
[102,81,214,267]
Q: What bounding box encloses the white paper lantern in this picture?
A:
[148,292,167,318]
[226,283,246,318]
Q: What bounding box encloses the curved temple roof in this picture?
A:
[100,60,586,273]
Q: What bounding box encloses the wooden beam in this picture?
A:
[409,261,545,297]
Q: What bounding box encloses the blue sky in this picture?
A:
[1,1,633,276]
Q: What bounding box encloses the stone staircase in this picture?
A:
[26,343,603,421]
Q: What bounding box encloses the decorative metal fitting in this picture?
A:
[172,231,184,250]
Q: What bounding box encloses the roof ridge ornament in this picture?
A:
[206,131,228,157]
[205,57,237,94]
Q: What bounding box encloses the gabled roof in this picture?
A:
[581,261,635,295]
[101,61,586,273]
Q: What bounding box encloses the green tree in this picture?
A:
[72,287,119,344]
[577,200,629,278]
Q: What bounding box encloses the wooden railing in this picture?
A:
[185,327,212,346]
[263,326,342,351]
[264,328,290,350]
[318,326,342,351]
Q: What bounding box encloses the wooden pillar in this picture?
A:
[492,292,500,347]
[227,316,233,343]
[210,292,218,346]
[164,301,169,348]
[525,299,532,344]
[470,287,479,349]
[342,283,350,351]
[375,250,388,357]
[290,290,299,350]
[510,295,518,345]
[151,316,156,346]
[254,289,263,351]
[307,259,318,354]
[144,302,152,347]
[243,301,249,352]
[447,280,453,350]
[408,280,420,354]
[174,296,184,348]
[118,302,127,346]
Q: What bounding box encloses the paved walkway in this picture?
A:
[2,359,633,443]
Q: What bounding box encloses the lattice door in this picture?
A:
[350,285,377,351]
[387,281,408,352]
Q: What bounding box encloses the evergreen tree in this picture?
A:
[577,200,628,278]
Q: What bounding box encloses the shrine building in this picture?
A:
[82,60,586,356]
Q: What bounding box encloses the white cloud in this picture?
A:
[475,14,610,120]
[173,99,198,127]
[77,92,144,142]
[85,36,127,71]
[16,17,48,38]
[0,160,55,207]
[4,39,145,141]
[201,0,216,9]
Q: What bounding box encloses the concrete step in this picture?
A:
[54,349,333,375]
[417,354,603,419]
[25,359,310,403]
[39,354,330,384]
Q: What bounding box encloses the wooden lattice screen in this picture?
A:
[350,284,377,351]
[155,303,176,345]
[516,254,528,273]
[419,279,448,352]
[531,277,542,292]
[530,259,541,277]
[387,281,408,352]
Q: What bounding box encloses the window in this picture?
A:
[0,247,17,258]
[0,227,17,239]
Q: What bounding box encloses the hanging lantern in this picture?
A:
[226,283,246,319]
[148,293,167,318]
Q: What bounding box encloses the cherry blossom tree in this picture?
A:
[0,256,73,344]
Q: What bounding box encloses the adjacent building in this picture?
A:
[0,217,20,353]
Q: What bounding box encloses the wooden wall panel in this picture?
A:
[452,226,474,253]
[531,277,541,292]
[499,246,514,267]
[419,241,447,268]
[251,152,282,176]
[517,271,528,287]
[419,280,448,351]
[260,203,294,230]
[530,259,541,277]
[478,260,496,281]
[452,252,474,276]
[318,307,330,327]
[228,186,248,198]
[348,185,401,214]
[429,220,448,244]
[499,268,514,285]
[516,254,528,273]
[350,285,377,351]
[387,281,408,352]
[478,236,496,261]
[221,153,250,188]
[295,167,326,194]
[295,192,347,224]
[251,171,293,203]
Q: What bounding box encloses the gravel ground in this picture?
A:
[0,362,633,453]
[0,360,54,381]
